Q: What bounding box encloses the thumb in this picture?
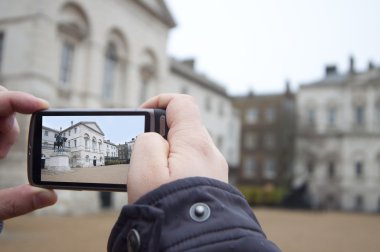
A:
[127,133,170,203]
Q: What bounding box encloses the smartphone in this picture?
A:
[27,109,168,192]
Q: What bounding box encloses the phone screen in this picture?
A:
[40,115,144,185]
[28,110,154,191]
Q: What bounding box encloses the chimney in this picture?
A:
[285,80,291,95]
[368,61,375,71]
[182,59,195,69]
[349,55,355,74]
[71,121,73,126]
[325,65,337,77]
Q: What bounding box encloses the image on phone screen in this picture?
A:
[39,115,145,185]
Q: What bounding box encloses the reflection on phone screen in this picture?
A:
[40,115,144,184]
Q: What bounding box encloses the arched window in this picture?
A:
[375,100,380,128]
[98,140,102,153]
[57,3,89,88]
[139,49,157,103]
[103,42,118,101]
[92,137,96,152]
[102,29,128,104]
[84,133,90,150]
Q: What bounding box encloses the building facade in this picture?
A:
[0,0,241,214]
[42,121,111,168]
[293,61,380,212]
[233,85,296,188]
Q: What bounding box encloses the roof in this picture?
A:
[300,68,380,90]
[134,0,176,28]
[170,58,228,97]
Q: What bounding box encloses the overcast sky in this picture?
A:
[166,0,380,95]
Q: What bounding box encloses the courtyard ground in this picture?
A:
[1,208,380,252]
[41,164,128,184]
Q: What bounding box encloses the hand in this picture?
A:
[0,86,57,220]
[127,94,228,203]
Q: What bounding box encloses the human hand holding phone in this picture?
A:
[127,94,229,203]
[0,86,57,220]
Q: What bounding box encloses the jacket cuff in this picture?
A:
[108,177,267,252]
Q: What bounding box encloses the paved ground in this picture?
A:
[41,164,129,184]
[1,208,380,252]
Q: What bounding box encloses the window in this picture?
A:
[102,43,118,101]
[264,134,275,150]
[59,41,75,85]
[218,101,224,117]
[92,138,96,152]
[243,157,256,178]
[68,130,71,136]
[84,134,89,150]
[375,102,380,126]
[307,108,316,125]
[307,161,315,175]
[327,107,337,127]
[44,130,48,136]
[355,195,363,211]
[244,132,257,149]
[74,127,77,134]
[265,107,276,123]
[263,158,276,179]
[245,108,258,124]
[181,86,188,94]
[139,50,156,103]
[355,105,365,126]
[0,32,4,72]
[355,161,363,177]
[74,139,77,147]
[205,96,212,112]
[216,135,224,151]
[328,161,335,178]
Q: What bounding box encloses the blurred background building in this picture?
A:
[294,57,380,212]
[0,0,240,214]
[233,85,296,205]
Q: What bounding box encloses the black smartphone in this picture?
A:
[27,109,168,192]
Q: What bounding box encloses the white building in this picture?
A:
[42,121,109,168]
[294,61,380,212]
[0,0,241,214]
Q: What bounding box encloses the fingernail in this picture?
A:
[37,98,50,108]
[32,188,57,207]
[5,114,16,130]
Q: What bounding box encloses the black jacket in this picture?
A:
[108,177,281,252]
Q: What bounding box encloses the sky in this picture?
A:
[166,0,380,95]
[43,115,145,144]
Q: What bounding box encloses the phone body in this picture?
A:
[28,108,168,192]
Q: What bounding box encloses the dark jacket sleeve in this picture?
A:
[108,177,281,252]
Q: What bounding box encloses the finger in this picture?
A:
[140,94,203,129]
[128,132,170,203]
[0,91,49,116]
[0,115,20,159]
[0,185,57,220]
